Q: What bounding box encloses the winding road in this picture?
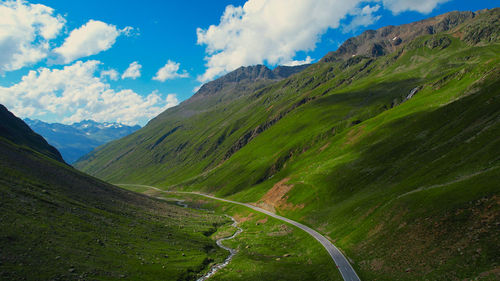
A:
[118,184,361,281]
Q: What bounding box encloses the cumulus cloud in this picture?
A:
[343,5,381,33]
[196,0,450,82]
[382,0,450,14]
[282,56,314,67]
[0,0,65,72]
[153,60,189,82]
[0,60,178,125]
[196,0,363,82]
[53,20,133,64]
[100,68,119,80]
[121,61,142,79]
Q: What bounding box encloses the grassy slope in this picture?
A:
[0,135,234,280]
[76,10,500,280]
[75,70,293,185]
[0,104,64,163]
[186,35,500,279]
[191,38,500,280]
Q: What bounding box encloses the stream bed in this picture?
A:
[197,215,242,281]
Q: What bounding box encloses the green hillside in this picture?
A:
[0,104,64,163]
[0,106,232,280]
[76,9,500,280]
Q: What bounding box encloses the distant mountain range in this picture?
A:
[24,119,140,163]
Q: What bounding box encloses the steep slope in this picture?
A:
[0,106,230,280]
[76,9,500,280]
[25,118,140,163]
[76,63,308,184]
[0,105,64,163]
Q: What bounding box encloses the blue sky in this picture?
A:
[0,0,497,125]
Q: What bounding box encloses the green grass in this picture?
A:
[76,11,500,280]
[119,185,343,281]
[0,138,233,281]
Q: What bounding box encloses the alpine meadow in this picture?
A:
[1,1,499,281]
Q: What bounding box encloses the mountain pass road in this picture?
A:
[117,184,361,281]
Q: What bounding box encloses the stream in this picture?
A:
[160,196,243,280]
[197,215,243,281]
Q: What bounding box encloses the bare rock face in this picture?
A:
[321,9,499,62]
[193,64,310,98]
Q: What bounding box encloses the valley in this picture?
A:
[76,9,500,281]
[0,106,231,280]
[0,4,498,281]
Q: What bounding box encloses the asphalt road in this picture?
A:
[118,184,361,281]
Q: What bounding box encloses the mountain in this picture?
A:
[0,105,231,280]
[75,9,500,280]
[24,118,140,164]
[76,63,310,182]
[0,105,64,163]
[321,9,498,61]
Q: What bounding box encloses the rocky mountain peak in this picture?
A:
[193,63,310,99]
[321,9,499,62]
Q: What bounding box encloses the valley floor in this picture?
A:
[119,184,344,281]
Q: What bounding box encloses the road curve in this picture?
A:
[117,184,361,281]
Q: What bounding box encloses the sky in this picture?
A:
[0,0,497,126]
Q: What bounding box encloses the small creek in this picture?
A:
[157,196,242,280]
[196,215,242,281]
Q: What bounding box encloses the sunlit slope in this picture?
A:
[193,49,499,279]
[76,9,499,189]
[75,64,308,184]
[75,9,500,280]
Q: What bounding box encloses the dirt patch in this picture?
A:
[233,213,254,223]
[255,178,304,212]
[280,200,305,211]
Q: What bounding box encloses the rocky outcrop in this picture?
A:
[321,9,499,62]
[193,64,310,98]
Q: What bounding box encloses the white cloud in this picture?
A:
[153,60,189,82]
[343,5,381,33]
[282,56,314,66]
[121,26,140,37]
[382,0,450,14]
[0,60,178,125]
[192,84,203,93]
[53,20,133,64]
[121,61,142,79]
[196,0,363,82]
[0,0,65,72]
[100,68,119,80]
[196,0,450,82]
